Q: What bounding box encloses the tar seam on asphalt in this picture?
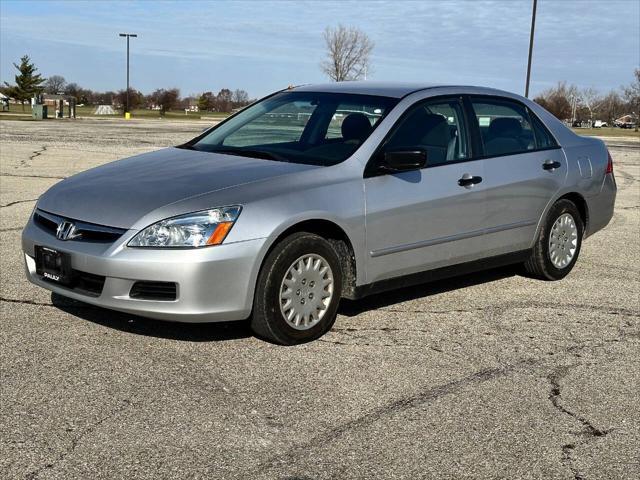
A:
[548,364,611,480]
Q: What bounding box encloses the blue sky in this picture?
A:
[1,0,638,98]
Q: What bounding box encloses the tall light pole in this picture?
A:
[525,0,537,98]
[119,33,137,115]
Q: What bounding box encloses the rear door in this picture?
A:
[467,96,566,254]
[364,97,487,283]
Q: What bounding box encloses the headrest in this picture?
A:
[488,117,522,138]
[421,113,449,146]
[341,113,372,142]
[388,109,448,147]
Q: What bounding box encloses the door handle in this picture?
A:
[543,160,562,171]
[458,173,483,188]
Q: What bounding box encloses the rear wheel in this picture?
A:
[524,199,583,280]
[251,232,342,345]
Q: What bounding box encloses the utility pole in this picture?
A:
[525,0,537,98]
[119,33,137,115]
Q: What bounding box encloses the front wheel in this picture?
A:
[251,232,342,345]
[524,199,584,280]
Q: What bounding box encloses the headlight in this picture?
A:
[128,206,241,248]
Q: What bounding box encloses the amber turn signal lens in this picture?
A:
[206,222,234,245]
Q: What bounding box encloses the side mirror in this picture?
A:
[379,149,426,173]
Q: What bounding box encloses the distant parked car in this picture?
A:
[593,120,608,128]
[22,82,617,344]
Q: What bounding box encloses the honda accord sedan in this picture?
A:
[22,82,616,344]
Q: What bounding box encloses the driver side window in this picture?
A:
[385,98,469,166]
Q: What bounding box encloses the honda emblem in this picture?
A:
[56,221,77,241]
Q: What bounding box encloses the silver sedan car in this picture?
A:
[22,82,616,344]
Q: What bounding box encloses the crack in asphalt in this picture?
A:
[20,145,47,169]
[378,301,637,319]
[0,297,56,308]
[1,298,636,478]
[380,307,485,315]
[0,297,95,311]
[0,172,66,180]
[0,198,37,208]
[25,399,133,479]
[327,303,637,348]
[613,167,638,189]
[325,327,472,356]
[257,335,638,477]
[258,357,541,472]
[548,365,611,480]
[0,226,24,232]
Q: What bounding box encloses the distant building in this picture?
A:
[186,98,199,112]
[614,114,638,128]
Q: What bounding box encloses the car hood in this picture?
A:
[37,147,319,229]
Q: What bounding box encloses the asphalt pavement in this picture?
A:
[1,118,638,479]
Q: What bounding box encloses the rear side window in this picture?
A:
[530,112,558,149]
[470,98,535,156]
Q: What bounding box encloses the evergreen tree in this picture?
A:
[197,91,213,112]
[3,55,46,111]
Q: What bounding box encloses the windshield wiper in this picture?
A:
[176,143,197,150]
[212,148,288,162]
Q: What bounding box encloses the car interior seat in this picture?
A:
[484,118,525,155]
[341,113,372,144]
[387,108,453,164]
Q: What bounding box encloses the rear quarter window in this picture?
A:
[530,112,558,149]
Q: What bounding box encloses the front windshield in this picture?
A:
[187,91,398,166]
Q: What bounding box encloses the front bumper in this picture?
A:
[22,217,266,322]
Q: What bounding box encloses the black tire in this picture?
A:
[524,199,584,280]
[251,232,343,345]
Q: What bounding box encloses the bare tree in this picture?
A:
[595,91,624,125]
[534,81,578,120]
[320,25,374,82]
[215,88,233,112]
[622,68,640,130]
[44,75,66,94]
[580,87,602,124]
[232,89,249,105]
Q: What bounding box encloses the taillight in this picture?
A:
[606,150,613,175]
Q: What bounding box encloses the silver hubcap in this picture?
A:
[279,254,334,330]
[548,213,578,269]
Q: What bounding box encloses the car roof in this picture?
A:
[291,81,517,99]
[291,81,442,98]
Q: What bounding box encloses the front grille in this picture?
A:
[34,209,127,243]
[40,269,106,297]
[130,281,177,301]
[34,210,59,233]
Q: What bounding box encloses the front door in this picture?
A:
[364,97,487,284]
